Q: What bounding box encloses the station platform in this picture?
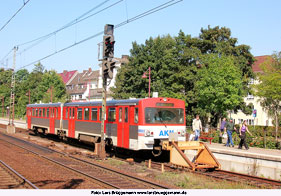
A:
[206,142,281,162]
[183,141,281,181]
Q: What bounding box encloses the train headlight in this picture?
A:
[178,129,186,136]
[145,130,151,136]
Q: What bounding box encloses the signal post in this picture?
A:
[99,24,116,159]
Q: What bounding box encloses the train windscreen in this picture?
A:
[145,107,184,124]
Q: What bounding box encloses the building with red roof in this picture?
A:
[230,55,274,126]
[59,70,78,85]
[251,55,272,73]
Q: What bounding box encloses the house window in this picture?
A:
[248,78,255,85]
[246,93,254,100]
[79,95,82,99]
[238,119,243,124]
[247,119,254,125]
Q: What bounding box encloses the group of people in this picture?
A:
[192,115,252,150]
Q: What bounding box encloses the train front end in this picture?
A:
[138,98,186,156]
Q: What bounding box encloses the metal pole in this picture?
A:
[9,46,17,126]
[100,74,106,159]
[148,67,151,98]
[50,86,53,103]
[1,97,3,117]
[88,80,91,101]
[28,89,30,104]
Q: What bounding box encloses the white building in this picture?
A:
[230,55,274,126]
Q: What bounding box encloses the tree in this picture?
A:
[36,70,67,103]
[253,52,281,141]
[194,54,244,126]
[112,26,254,125]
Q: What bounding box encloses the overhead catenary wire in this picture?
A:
[1,0,121,67]
[15,0,124,58]
[0,48,14,65]
[17,0,183,70]
[0,0,31,33]
[17,0,120,47]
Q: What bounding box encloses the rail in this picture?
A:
[0,159,38,189]
[0,132,172,189]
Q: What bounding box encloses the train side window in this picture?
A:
[77,108,82,120]
[65,108,68,119]
[119,108,122,122]
[39,109,42,117]
[72,108,75,119]
[56,108,58,118]
[125,107,128,123]
[42,108,45,117]
[32,109,34,116]
[99,108,102,121]
[47,108,49,117]
[91,108,97,121]
[84,108,89,120]
[69,108,71,119]
[134,108,139,123]
[108,108,116,122]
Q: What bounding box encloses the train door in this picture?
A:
[117,106,130,148]
[27,108,31,129]
[68,107,76,138]
[49,107,55,134]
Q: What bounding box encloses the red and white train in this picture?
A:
[26,97,186,154]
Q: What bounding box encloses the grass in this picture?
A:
[106,158,126,167]
[154,171,258,189]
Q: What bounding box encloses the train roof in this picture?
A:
[65,99,141,107]
[27,103,62,108]
[27,99,141,107]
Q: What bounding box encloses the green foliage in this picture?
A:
[112,26,254,125]
[0,63,67,118]
[194,55,244,121]
[253,52,281,141]
[210,125,281,149]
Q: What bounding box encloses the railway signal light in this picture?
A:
[103,35,115,58]
[108,60,116,79]
[102,60,109,78]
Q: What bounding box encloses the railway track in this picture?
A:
[0,159,38,189]
[146,160,281,189]
[0,132,173,189]
[196,169,281,189]
[1,123,281,189]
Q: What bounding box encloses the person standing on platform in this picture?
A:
[224,118,236,147]
[238,120,253,150]
[192,115,202,141]
[219,117,227,143]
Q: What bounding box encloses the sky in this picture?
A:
[0,0,281,73]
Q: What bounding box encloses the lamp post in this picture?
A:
[1,97,4,117]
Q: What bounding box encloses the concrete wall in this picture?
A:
[184,150,281,180]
